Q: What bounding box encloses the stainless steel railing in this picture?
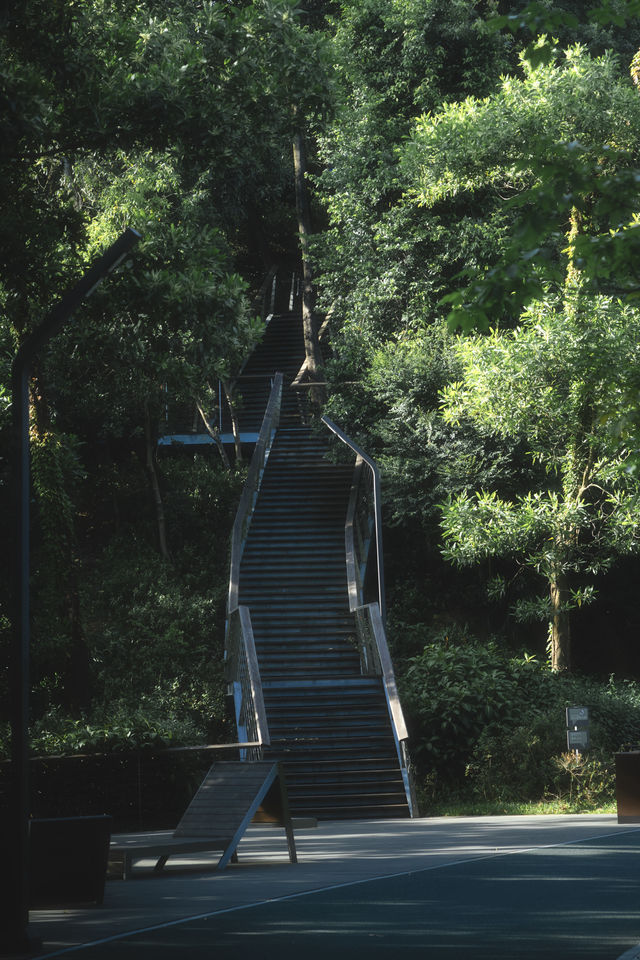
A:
[225,373,283,757]
[321,416,418,816]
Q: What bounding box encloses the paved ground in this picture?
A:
[29,815,640,959]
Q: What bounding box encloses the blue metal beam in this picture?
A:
[158,433,260,446]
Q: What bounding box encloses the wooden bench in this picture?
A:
[109,761,298,878]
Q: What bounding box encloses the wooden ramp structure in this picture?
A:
[109,761,297,879]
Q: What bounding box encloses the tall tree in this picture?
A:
[440,294,640,670]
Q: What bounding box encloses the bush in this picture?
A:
[401,638,640,808]
[551,751,615,809]
[79,529,229,743]
[465,714,562,803]
[400,641,519,780]
[27,702,207,757]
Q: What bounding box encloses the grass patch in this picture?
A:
[423,799,617,817]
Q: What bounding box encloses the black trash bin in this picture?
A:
[615,752,640,823]
[29,814,112,907]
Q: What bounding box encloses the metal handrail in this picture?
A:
[226,606,270,755]
[352,597,416,814]
[225,373,283,758]
[228,373,283,613]
[321,416,386,625]
[322,417,418,815]
[257,265,278,319]
[355,604,408,742]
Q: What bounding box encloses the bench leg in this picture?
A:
[285,822,298,864]
[108,855,125,880]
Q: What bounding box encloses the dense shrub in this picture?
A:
[465,714,561,804]
[401,640,640,809]
[27,702,206,757]
[0,452,238,767]
[400,641,520,779]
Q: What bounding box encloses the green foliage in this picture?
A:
[403,638,640,809]
[465,714,564,805]
[1,0,332,748]
[0,704,214,828]
[161,455,243,562]
[405,46,640,328]
[15,440,239,749]
[1,0,332,420]
[466,725,616,809]
[552,751,615,807]
[5,0,640,778]
[26,703,203,757]
[31,430,83,557]
[491,0,640,60]
[401,641,520,777]
[439,294,640,664]
[76,457,238,739]
[334,322,525,542]
[43,149,263,451]
[402,43,640,328]
[316,0,513,349]
[317,16,640,672]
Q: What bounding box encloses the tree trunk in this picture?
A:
[222,381,243,467]
[549,572,571,671]
[143,399,170,561]
[195,398,231,470]
[292,128,325,405]
[565,205,584,289]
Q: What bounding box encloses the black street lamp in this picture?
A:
[4,228,141,955]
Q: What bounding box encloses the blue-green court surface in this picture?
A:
[31,816,640,960]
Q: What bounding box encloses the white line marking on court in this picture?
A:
[36,825,640,958]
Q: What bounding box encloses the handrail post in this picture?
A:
[238,606,270,747]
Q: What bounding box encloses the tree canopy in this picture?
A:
[316,1,640,673]
[441,292,640,670]
[0,0,334,742]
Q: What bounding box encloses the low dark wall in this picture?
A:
[0,748,236,831]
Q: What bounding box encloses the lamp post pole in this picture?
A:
[5,228,141,954]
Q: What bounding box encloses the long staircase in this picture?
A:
[226,281,415,820]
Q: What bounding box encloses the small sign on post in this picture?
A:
[566,706,590,754]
